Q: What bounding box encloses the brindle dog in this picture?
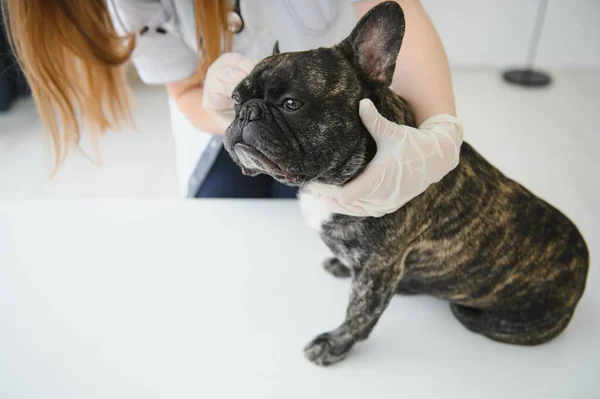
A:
[223,2,589,366]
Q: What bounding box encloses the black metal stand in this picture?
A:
[503,0,551,87]
[503,70,551,87]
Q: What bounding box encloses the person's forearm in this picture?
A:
[166,53,257,135]
[311,1,463,218]
[353,0,456,125]
[168,84,229,134]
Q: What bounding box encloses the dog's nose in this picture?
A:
[239,100,263,123]
[249,104,262,121]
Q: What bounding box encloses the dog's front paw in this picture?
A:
[323,257,351,278]
[303,332,353,366]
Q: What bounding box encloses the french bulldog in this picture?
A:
[223,2,589,366]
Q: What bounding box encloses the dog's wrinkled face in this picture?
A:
[224,48,366,186]
[223,2,405,186]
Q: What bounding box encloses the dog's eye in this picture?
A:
[232,93,241,105]
[283,99,303,112]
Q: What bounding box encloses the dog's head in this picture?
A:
[223,1,406,186]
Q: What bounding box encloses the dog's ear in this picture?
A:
[340,1,405,90]
[272,40,280,55]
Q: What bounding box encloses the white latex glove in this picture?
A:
[309,99,464,217]
[202,52,256,126]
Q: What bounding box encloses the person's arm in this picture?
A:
[166,52,256,135]
[107,1,254,135]
[353,0,456,124]
[311,0,462,217]
[166,74,229,134]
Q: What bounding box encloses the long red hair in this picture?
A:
[1,0,232,169]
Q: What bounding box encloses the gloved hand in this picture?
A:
[308,99,464,217]
[202,52,256,127]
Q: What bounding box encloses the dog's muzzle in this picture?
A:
[238,99,264,125]
[227,99,284,177]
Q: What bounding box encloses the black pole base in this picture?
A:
[503,69,551,87]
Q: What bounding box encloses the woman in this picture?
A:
[2,0,462,217]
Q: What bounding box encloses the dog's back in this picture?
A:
[326,88,590,345]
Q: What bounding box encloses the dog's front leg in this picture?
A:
[304,258,403,366]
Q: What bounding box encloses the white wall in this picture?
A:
[422,0,600,69]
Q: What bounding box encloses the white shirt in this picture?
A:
[108,0,359,196]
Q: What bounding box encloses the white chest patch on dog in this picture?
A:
[298,188,332,231]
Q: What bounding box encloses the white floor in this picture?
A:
[1,69,599,200]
